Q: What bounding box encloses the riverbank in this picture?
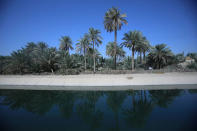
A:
[0,72,197,90]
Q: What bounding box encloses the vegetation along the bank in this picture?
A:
[0,7,197,75]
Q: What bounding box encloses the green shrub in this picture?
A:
[187,62,197,71]
[57,69,80,75]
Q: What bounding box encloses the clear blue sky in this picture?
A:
[0,0,197,57]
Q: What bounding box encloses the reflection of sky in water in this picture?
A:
[0,89,197,131]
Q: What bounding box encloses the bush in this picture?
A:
[57,69,80,75]
[187,62,197,71]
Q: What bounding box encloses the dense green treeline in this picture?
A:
[0,7,197,74]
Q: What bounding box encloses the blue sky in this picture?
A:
[0,0,197,57]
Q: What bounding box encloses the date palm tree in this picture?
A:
[10,49,28,74]
[88,28,102,73]
[106,42,125,64]
[147,44,173,69]
[76,34,90,70]
[104,7,127,69]
[59,36,73,54]
[142,38,151,64]
[135,37,150,64]
[121,30,143,70]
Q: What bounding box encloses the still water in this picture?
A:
[0,89,197,131]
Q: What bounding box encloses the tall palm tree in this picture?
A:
[135,42,143,64]
[135,37,150,64]
[147,44,173,69]
[106,42,125,64]
[142,38,151,64]
[59,36,73,54]
[104,7,127,70]
[121,30,143,70]
[76,34,90,70]
[88,28,102,73]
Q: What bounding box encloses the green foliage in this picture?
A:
[121,30,143,50]
[175,52,185,63]
[59,36,73,53]
[106,41,125,60]
[76,34,90,70]
[89,28,102,72]
[89,28,102,47]
[0,41,82,75]
[147,44,174,69]
[103,58,114,69]
[104,7,127,32]
[0,23,196,74]
[0,56,12,74]
[121,30,145,70]
[104,7,127,70]
[10,49,29,74]
[187,62,197,71]
[122,56,132,70]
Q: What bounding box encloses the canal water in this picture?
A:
[0,89,197,131]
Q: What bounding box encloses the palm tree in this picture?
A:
[147,44,173,69]
[88,28,102,73]
[34,42,49,72]
[11,49,28,74]
[37,42,48,53]
[76,34,90,70]
[24,42,38,72]
[142,39,151,64]
[135,42,143,64]
[104,7,127,70]
[42,47,59,73]
[121,30,143,70]
[106,42,125,65]
[135,37,150,64]
[59,36,73,54]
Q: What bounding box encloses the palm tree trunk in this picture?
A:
[132,46,135,70]
[140,51,142,64]
[114,29,117,70]
[84,48,86,70]
[143,51,146,64]
[93,40,96,73]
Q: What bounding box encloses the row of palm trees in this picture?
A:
[1,7,190,74]
[75,28,102,72]
[60,29,151,72]
[59,7,152,71]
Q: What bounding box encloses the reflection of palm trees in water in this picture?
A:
[149,90,182,108]
[76,91,104,131]
[0,90,56,115]
[106,92,127,131]
[123,90,182,128]
[0,89,184,130]
[57,92,76,119]
[123,90,153,128]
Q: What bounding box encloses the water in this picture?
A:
[0,89,197,131]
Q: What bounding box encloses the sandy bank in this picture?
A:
[0,72,197,90]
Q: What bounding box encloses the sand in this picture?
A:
[0,72,197,90]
